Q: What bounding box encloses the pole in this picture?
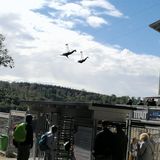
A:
[125,112,132,160]
[158,72,160,106]
[6,111,12,156]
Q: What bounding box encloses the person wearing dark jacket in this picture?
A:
[113,125,128,160]
[14,114,33,160]
[93,121,114,160]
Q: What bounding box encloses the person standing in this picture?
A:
[93,120,114,160]
[13,114,33,160]
[129,137,138,160]
[113,125,128,160]
[138,133,154,160]
[44,125,57,160]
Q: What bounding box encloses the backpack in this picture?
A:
[64,141,71,151]
[39,133,49,151]
[13,123,27,142]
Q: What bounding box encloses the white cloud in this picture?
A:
[87,16,108,27]
[47,0,123,28]
[81,0,123,17]
[0,0,159,98]
[53,3,90,18]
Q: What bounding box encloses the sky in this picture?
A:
[0,0,160,98]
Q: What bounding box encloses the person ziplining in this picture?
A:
[61,44,89,63]
[61,44,76,58]
[77,51,89,63]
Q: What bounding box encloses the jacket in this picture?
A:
[13,123,33,148]
[138,140,154,160]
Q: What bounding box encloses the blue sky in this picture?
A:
[0,0,160,98]
[34,0,160,55]
[108,0,160,55]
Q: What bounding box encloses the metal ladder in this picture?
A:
[56,116,75,160]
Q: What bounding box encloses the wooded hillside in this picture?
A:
[0,81,140,112]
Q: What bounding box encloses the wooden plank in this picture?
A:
[0,112,9,119]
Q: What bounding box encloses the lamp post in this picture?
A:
[149,20,160,105]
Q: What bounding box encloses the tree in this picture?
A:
[0,34,14,68]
